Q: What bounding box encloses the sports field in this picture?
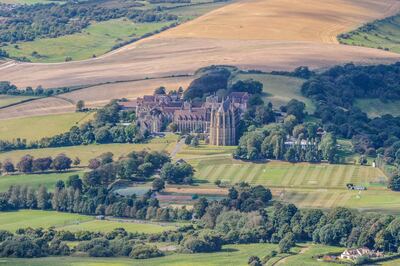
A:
[231,73,313,112]
[0,171,81,192]
[194,157,385,189]
[0,210,176,233]
[0,134,179,165]
[0,112,94,141]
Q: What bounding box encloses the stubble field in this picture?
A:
[1,0,399,90]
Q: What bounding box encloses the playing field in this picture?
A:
[0,134,179,165]
[231,73,313,112]
[0,171,82,192]
[4,19,174,63]
[193,157,385,189]
[0,112,94,141]
[0,210,176,233]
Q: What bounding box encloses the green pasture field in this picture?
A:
[3,19,173,63]
[0,210,93,232]
[60,219,176,234]
[0,210,177,233]
[338,14,400,54]
[0,243,280,266]
[0,171,82,192]
[355,98,400,118]
[0,112,94,141]
[0,134,179,165]
[231,73,314,113]
[0,95,36,108]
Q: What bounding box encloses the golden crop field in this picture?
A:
[0,0,399,91]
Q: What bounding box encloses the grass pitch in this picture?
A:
[0,112,93,141]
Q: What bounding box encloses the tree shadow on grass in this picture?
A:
[219,248,239,253]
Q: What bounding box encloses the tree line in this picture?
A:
[0,100,144,152]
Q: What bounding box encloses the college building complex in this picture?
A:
[119,92,249,146]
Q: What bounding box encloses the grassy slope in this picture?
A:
[0,95,36,108]
[4,19,172,63]
[0,171,82,192]
[0,112,94,141]
[339,14,400,54]
[0,134,179,165]
[0,0,57,3]
[0,243,279,266]
[232,73,314,113]
[355,98,400,118]
[0,210,175,233]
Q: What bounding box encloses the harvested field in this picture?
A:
[0,76,193,119]
[0,0,399,90]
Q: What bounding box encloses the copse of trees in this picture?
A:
[1,154,73,174]
[301,62,400,162]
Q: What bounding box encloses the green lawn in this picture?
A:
[3,19,173,63]
[0,210,93,232]
[60,219,177,234]
[0,171,81,192]
[277,244,344,266]
[0,95,36,108]
[231,73,313,113]
[0,243,279,266]
[355,98,400,118]
[192,156,385,190]
[0,210,177,233]
[0,112,94,141]
[338,14,400,54]
[0,134,179,165]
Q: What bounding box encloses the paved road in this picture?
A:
[170,137,185,159]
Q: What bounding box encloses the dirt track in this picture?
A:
[1,0,400,118]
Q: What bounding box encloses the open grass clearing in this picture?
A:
[0,243,280,265]
[0,112,94,141]
[231,73,314,112]
[0,210,93,232]
[355,98,400,118]
[0,95,36,108]
[0,134,179,165]
[3,19,174,63]
[0,171,82,192]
